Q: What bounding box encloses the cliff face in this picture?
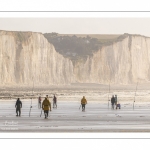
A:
[0,31,74,86]
[0,31,150,86]
[73,34,150,84]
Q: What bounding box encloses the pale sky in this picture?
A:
[0,18,150,37]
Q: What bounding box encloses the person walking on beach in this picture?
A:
[53,94,57,108]
[81,96,87,111]
[42,96,51,119]
[15,98,22,116]
[38,95,42,109]
[111,95,115,109]
[115,95,117,107]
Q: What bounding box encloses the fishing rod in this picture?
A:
[32,76,35,95]
[29,74,35,117]
[133,81,138,110]
[79,104,81,110]
[29,98,32,117]
[39,95,44,117]
[40,107,42,117]
[108,77,111,109]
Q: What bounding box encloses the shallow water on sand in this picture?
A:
[0,98,150,132]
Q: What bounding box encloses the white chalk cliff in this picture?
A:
[73,34,150,84]
[0,31,74,86]
[0,31,150,86]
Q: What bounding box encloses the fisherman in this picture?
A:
[38,95,42,109]
[116,101,121,109]
[111,95,115,109]
[115,95,117,106]
[81,96,87,111]
[15,98,22,116]
[53,94,57,108]
[46,95,49,99]
[42,96,51,119]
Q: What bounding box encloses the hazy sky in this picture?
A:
[1,18,150,36]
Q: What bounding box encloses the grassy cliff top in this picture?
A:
[44,33,126,61]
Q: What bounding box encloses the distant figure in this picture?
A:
[53,94,57,108]
[42,97,51,119]
[115,95,117,106]
[116,102,121,109]
[10,94,12,100]
[15,98,22,116]
[38,95,42,109]
[111,95,115,109]
[81,96,87,111]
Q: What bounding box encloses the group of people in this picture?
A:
[38,94,57,119]
[15,95,121,119]
[15,95,88,119]
[111,95,121,109]
[38,94,57,109]
[15,94,58,119]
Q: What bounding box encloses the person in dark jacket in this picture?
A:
[111,95,115,109]
[115,95,117,106]
[53,94,57,108]
[38,95,42,109]
[15,98,22,116]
